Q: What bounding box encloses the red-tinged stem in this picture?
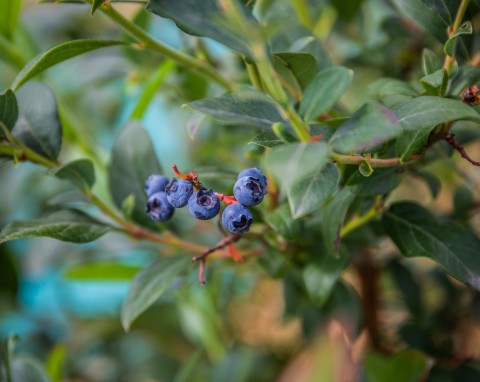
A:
[172,164,205,190]
[199,259,206,285]
[216,192,239,205]
[445,133,480,167]
[228,245,244,263]
[192,234,241,262]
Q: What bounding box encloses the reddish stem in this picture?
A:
[444,133,480,167]
[198,259,206,285]
[172,164,206,189]
[192,234,241,263]
[228,245,244,263]
[216,192,239,205]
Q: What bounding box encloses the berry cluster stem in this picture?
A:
[172,164,205,190]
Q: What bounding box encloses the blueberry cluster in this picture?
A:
[145,167,267,234]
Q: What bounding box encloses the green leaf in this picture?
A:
[0,0,21,40]
[91,0,105,15]
[391,0,449,43]
[65,262,141,280]
[272,52,318,91]
[51,159,95,191]
[302,248,348,306]
[299,66,353,122]
[330,102,401,154]
[388,259,422,316]
[0,89,18,132]
[266,203,302,241]
[13,82,62,160]
[321,188,355,256]
[420,68,448,96]
[379,80,418,108]
[121,255,191,331]
[265,141,330,190]
[444,21,473,56]
[12,39,127,91]
[108,122,162,227]
[184,90,286,131]
[422,48,442,75]
[0,210,111,244]
[383,202,480,290]
[359,160,373,177]
[287,163,339,219]
[146,0,255,57]
[392,96,480,131]
[396,125,433,161]
[11,356,52,382]
[248,131,284,148]
[364,350,429,382]
[347,168,402,196]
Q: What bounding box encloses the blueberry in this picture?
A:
[222,204,253,234]
[146,192,174,221]
[165,178,193,208]
[233,175,268,206]
[188,189,220,220]
[145,174,169,197]
[237,167,267,188]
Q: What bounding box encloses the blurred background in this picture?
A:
[1,0,480,381]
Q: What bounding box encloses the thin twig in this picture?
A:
[445,133,480,167]
[192,234,241,262]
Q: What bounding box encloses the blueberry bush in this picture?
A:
[1,0,480,380]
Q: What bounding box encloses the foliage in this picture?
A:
[1,0,480,381]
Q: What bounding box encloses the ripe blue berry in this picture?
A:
[237,167,267,188]
[188,189,220,220]
[222,204,253,234]
[146,192,174,221]
[165,178,193,208]
[233,175,267,206]
[145,174,169,197]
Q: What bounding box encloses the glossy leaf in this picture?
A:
[364,350,429,382]
[359,160,373,177]
[121,255,191,331]
[0,0,21,40]
[12,39,127,91]
[248,131,284,148]
[287,163,339,218]
[391,0,449,43]
[265,141,330,190]
[347,168,402,196]
[422,48,442,75]
[266,203,302,241]
[392,96,480,131]
[330,102,401,154]
[376,79,418,108]
[420,68,448,96]
[108,122,162,227]
[65,262,141,280]
[322,188,355,256]
[0,210,111,244]
[444,21,472,56]
[52,159,95,191]
[185,90,286,131]
[299,66,353,122]
[383,202,480,290]
[396,125,433,161]
[272,52,318,91]
[302,248,348,306]
[146,0,255,57]
[0,89,18,132]
[13,82,62,160]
